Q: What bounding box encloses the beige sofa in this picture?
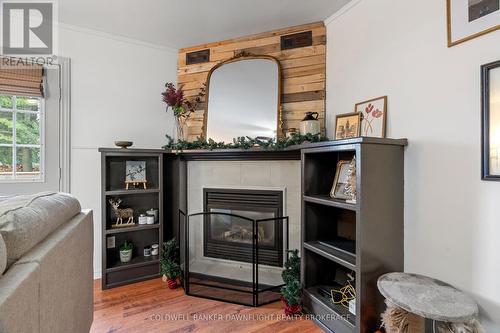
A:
[0,192,94,333]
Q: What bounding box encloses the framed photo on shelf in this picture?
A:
[125,161,146,182]
[355,96,387,138]
[447,0,500,47]
[330,160,352,200]
[481,60,500,180]
[335,112,361,140]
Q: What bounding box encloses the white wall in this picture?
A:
[58,26,178,278]
[325,0,500,329]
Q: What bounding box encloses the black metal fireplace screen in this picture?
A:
[181,211,289,307]
[203,188,284,267]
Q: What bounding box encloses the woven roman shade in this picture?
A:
[0,59,43,97]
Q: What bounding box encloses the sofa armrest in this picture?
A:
[17,210,94,333]
[0,262,41,333]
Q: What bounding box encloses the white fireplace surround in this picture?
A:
[187,160,301,285]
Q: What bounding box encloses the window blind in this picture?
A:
[0,59,44,97]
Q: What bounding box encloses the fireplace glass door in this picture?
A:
[203,189,284,267]
[209,208,276,246]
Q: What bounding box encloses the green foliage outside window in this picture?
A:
[0,95,41,173]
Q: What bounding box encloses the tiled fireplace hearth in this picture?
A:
[184,160,300,305]
[187,160,301,285]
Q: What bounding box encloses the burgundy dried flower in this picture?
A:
[161,82,206,119]
[162,83,184,108]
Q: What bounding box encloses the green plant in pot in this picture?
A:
[119,241,133,263]
[281,249,302,315]
[160,238,181,289]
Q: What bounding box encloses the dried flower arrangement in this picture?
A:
[161,82,206,140]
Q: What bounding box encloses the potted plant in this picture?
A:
[281,249,302,315]
[119,241,133,263]
[160,238,181,289]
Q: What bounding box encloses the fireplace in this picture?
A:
[203,188,284,267]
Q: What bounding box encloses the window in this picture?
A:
[0,94,44,182]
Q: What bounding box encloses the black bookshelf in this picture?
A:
[300,139,406,333]
[99,148,164,289]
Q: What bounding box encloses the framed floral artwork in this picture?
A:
[355,96,387,138]
[334,112,361,140]
[125,161,146,182]
[447,0,500,47]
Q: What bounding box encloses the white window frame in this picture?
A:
[0,95,45,183]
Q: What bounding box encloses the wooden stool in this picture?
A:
[377,272,482,333]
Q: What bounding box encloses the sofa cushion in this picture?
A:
[0,192,81,267]
[0,233,6,275]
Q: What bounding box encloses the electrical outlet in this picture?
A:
[107,236,115,249]
[349,299,356,315]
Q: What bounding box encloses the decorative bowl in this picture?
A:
[114,141,133,149]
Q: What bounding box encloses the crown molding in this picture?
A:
[324,0,363,25]
[57,23,178,53]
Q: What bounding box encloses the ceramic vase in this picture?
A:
[119,249,132,263]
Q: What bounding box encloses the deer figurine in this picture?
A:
[109,198,134,226]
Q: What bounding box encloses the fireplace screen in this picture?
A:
[182,211,289,307]
[204,189,284,267]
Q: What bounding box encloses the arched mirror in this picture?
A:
[204,55,282,142]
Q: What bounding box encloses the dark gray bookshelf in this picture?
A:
[99,148,164,289]
[301,139,406,333]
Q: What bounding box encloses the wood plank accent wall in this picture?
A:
[177,22,326,141]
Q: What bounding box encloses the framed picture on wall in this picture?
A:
[447,0,500,47]
[481,60,500,180]
[335,112,361,140]
[355,96,387,138]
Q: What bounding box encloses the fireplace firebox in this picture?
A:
[203,188,284,267]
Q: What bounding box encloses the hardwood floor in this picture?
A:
[91,278,323,333]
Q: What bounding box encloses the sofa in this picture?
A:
[0,192,94,333]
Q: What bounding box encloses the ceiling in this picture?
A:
[58,0,351,49]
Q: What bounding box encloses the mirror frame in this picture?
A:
[481,59,500,181]
[202,53,283,140]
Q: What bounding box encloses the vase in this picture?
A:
[175,117,188,142]
[299,112,320,136]
[119,249,132,263]
[281,297,302,316]
[167,278,179,289]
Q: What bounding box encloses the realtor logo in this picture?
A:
[2,1,53,54]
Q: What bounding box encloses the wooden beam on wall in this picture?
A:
[177,22,326,142]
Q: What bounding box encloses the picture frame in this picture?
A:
[330,160,352,200]
[355,96,387,138]
[481,60,500,180]
[125,161,146,182]
[447,0,500,47]
[334,112,361,140]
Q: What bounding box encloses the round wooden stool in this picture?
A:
[377,272,482,333]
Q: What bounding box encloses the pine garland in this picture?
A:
[163,133,328,152]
